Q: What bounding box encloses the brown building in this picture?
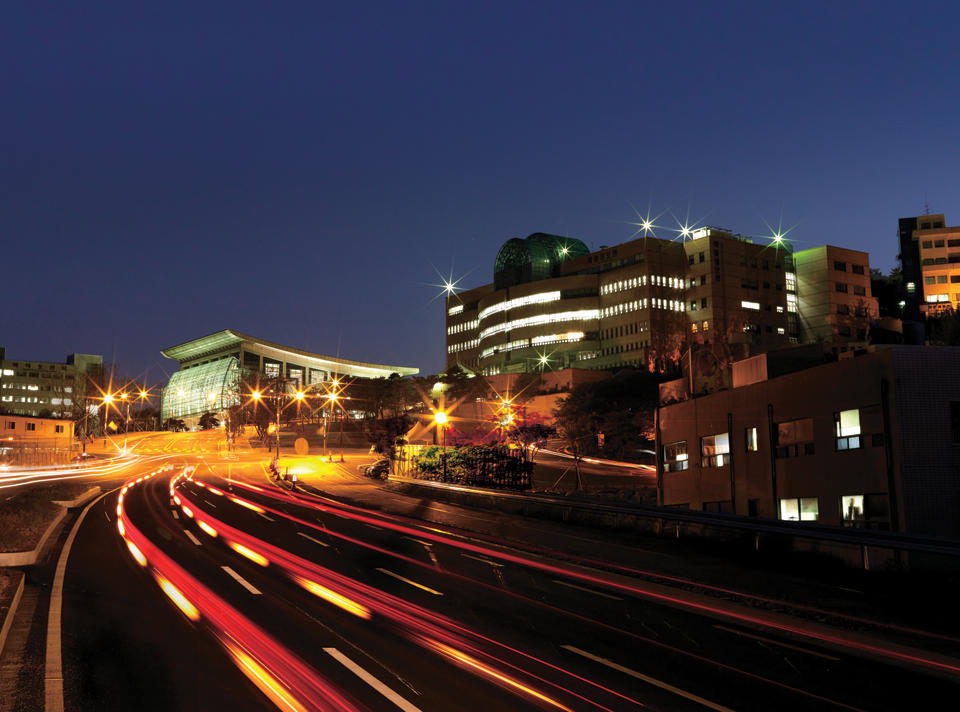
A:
[0,413,76,466]
[656,345,960,537]
[447,229,877,376]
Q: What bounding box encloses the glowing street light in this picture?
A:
[434,411,448,482]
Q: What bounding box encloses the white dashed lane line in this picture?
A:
[222,566,262,594]
[183,530,201,546]
[324,648,423,711]
[297,532,330,547]
[375,568,443,596]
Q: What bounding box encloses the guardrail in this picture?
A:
[385,476,960,572]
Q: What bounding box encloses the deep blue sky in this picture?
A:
[3,1,958,384]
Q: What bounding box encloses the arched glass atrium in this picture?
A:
[161,358,240,423]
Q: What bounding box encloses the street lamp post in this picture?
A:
[434,410,448,482]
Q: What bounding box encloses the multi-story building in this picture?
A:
[446,229,876,376]
[656,345,960,538]
[794,246,876,343]
[898,213,960,317]
[159,329,419,427]
[0,347,103,418]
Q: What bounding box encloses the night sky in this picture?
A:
[3,1,958,385]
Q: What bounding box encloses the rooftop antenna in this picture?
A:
[924,191,931,216]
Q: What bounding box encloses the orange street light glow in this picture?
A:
[434,411,448,425]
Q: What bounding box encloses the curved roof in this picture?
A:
[493,233,589,290]
[160,329,418,377]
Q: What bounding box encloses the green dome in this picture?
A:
[493,233,588,290]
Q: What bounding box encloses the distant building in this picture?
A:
[0,413,75,466]
[159,329,419,427]
[657,345,960,538]
[446,229,877,376]
[898,213,960,317]
[0,347,103,419]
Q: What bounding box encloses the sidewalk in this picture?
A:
[266,448,960,669]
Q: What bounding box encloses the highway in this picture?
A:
[13,430,959,711]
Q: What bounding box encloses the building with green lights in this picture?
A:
[160,330,418,427]
[446,230,878,376]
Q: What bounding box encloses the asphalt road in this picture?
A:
[9,431,958,711]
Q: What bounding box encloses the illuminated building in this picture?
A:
[897,213,960,317]
[160,329,418,427]
[657,345,960,537]
[0,413,75,465]
[446,230,877,376]
[0,347,102,418]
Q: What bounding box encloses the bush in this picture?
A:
[411,444,532,490]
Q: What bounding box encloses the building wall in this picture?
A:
[0,352,102,418]
[0,414,76,465]
[794,246,876,344]
[658,348,912,531]
[913,220,960,315]
[891,347,960,537]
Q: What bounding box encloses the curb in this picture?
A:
[52,486,101,509]
[0,571,25,656]
[0,506,68,567]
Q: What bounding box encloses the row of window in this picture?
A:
[921,256,960,265]
[663,407,885,469]
[832,261,866,274]
[779,494,889,529]
[835,283,867,295]
[3,421,68,433]
[603,322,647,340]
[925,275,960,285]
[921,238,960,249]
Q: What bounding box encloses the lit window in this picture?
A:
[775,418,814,458]
[663,441,688,472]
[835,409,861,450]
[702,320,709,330]
[700,433,730,467]
[745,427,758,452]
[777,327,785,334]
[691,323,699,333]
[776,306,784,313]
[780,497,819,522]
[741,301,760,311]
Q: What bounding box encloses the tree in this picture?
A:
[930,309,960,346]
[163,418,186,432]
[199,412,220,430]
[503,409,555,463]
[364,413,414,472]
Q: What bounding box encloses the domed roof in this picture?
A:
[493,233,588,290]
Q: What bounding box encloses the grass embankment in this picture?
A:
[0,482,90,553]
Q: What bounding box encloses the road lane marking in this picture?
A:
[172,510,179,519]
[324,648,423,712]
[404,536,433,547]
[562,645,736,712]
[297,532,330,547]
[222,567,262,594]
[461,553,503,567]
[712,626,840,660]
[104,512,110,522]
[47,490,113,712]
[364,523,382,531]
[257,511,275,522]
[169,499,174,506]
[183,530,202,546]
[375,568,443,595]
[553,580,622,600]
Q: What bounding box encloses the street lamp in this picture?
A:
[103,393,114,445]
[434,410,448,482]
